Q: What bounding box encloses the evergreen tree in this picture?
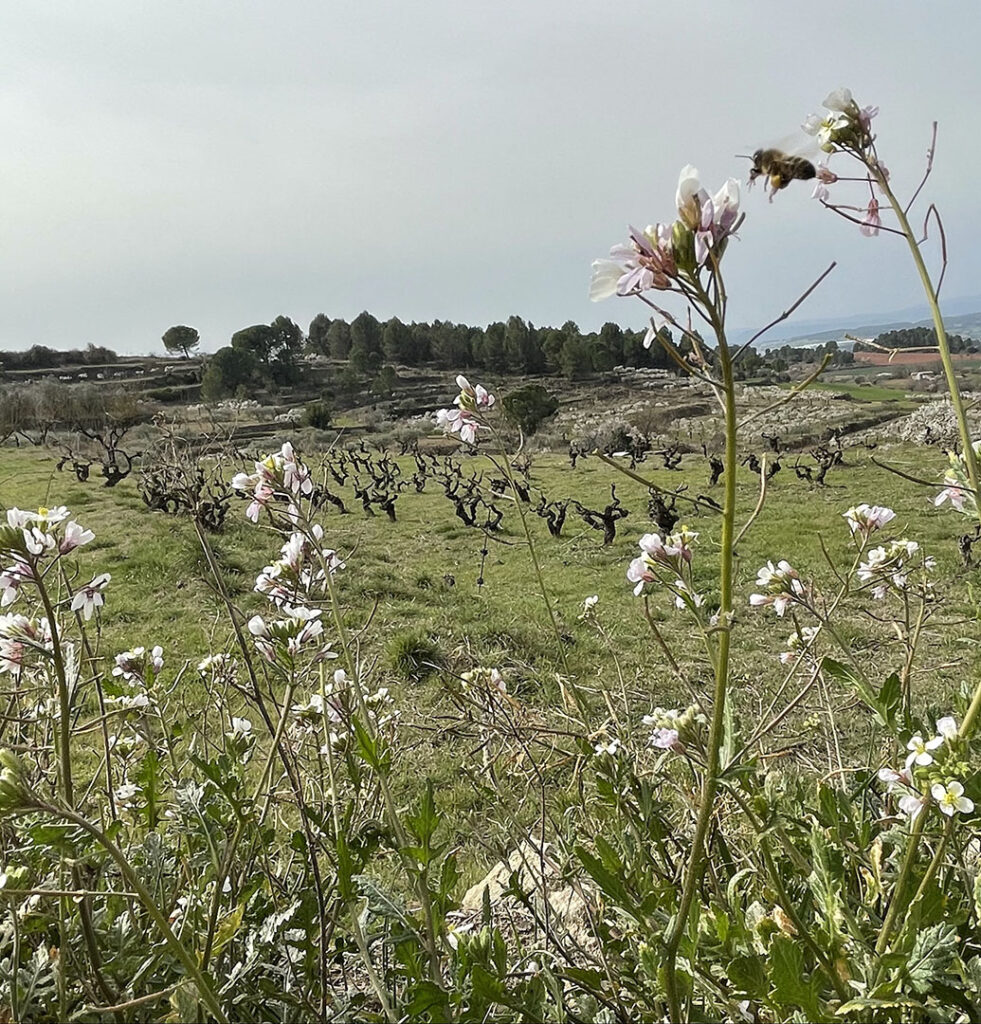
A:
[327,319,351,359]
[307,314,332,355]
[382,317,413,363]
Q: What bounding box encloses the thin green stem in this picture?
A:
[663,290,738,1023]
[28,801,228,1024]
[873,806,926,978]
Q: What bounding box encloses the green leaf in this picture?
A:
[575,845,632,909]
[209,902,244,959]
[836,996,925,1015]
[907,922,958,994]
[821,657,876,711]
[727,954,768,997]
[877,673,902,728]
[768,935,824,1020]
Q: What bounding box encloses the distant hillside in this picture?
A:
[731,295,981,350]
[745,311,981,350]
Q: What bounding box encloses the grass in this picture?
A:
[0,435,975,877]
[787,379,916,403]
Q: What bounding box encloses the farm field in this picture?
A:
[0,433,973,872]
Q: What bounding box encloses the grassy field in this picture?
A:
[0,435,974,875]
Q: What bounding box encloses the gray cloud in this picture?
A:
[1,0,978,352]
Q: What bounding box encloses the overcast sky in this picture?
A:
[1,1,979,354]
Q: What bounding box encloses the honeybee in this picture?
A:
[746,148,816,194]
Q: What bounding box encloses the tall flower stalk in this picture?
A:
[590,167,746,1020]
[807,88,981,529]
[805,84,981,965]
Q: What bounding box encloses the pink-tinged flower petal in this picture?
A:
[860,197,881,237]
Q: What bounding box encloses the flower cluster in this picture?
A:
[197,653,237,686]
[254,525,344,607]
[857,539,933,600]
[107,645,163,710]
[113,645,164,684]
[0,614,51,676]
[247,607,335,667]
[803,87,878,156]
[842,503,895,539]
[460,666,508,696]
[642,705,705,754]
[292,668,398,752]
[231,442,313,523]
[0,508,95,608]
[934,442,981,518]
[590,165,741,302]
[749,560,807,617]
[626,527,699,597]
[435,376,496,445]
[879,716,973,821]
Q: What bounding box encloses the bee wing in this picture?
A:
[764,131,821,159]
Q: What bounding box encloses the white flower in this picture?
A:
[898,793,927,821]
[60,520,95,554]
[70,573,111,621]
[932,780,974,817]
[589,260,624,301]
[675,164,702,227]
[228,717,252,739]
[905,733,943,769]
[843,504,896,535]
[593,737,621,757]
[823,87,854,111]
[937,716,959,740]
[114,782,141,806]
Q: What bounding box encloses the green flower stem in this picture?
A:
[663,294,738,1024]
[34,572,116,1004]
[489,441,589,712]
[322,699,398,1023]
[28,801,228,1024]
[200,680,295,970]
[873,804,927,977]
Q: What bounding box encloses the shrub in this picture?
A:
[302,399,332,430]
[386,630,443,681]
[502,383,559,436]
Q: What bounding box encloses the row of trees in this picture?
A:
[763,339,854,370]
[857,327,978,353]
[188,312,857,399]
[306,311,683,377]
[0,343,118,372]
